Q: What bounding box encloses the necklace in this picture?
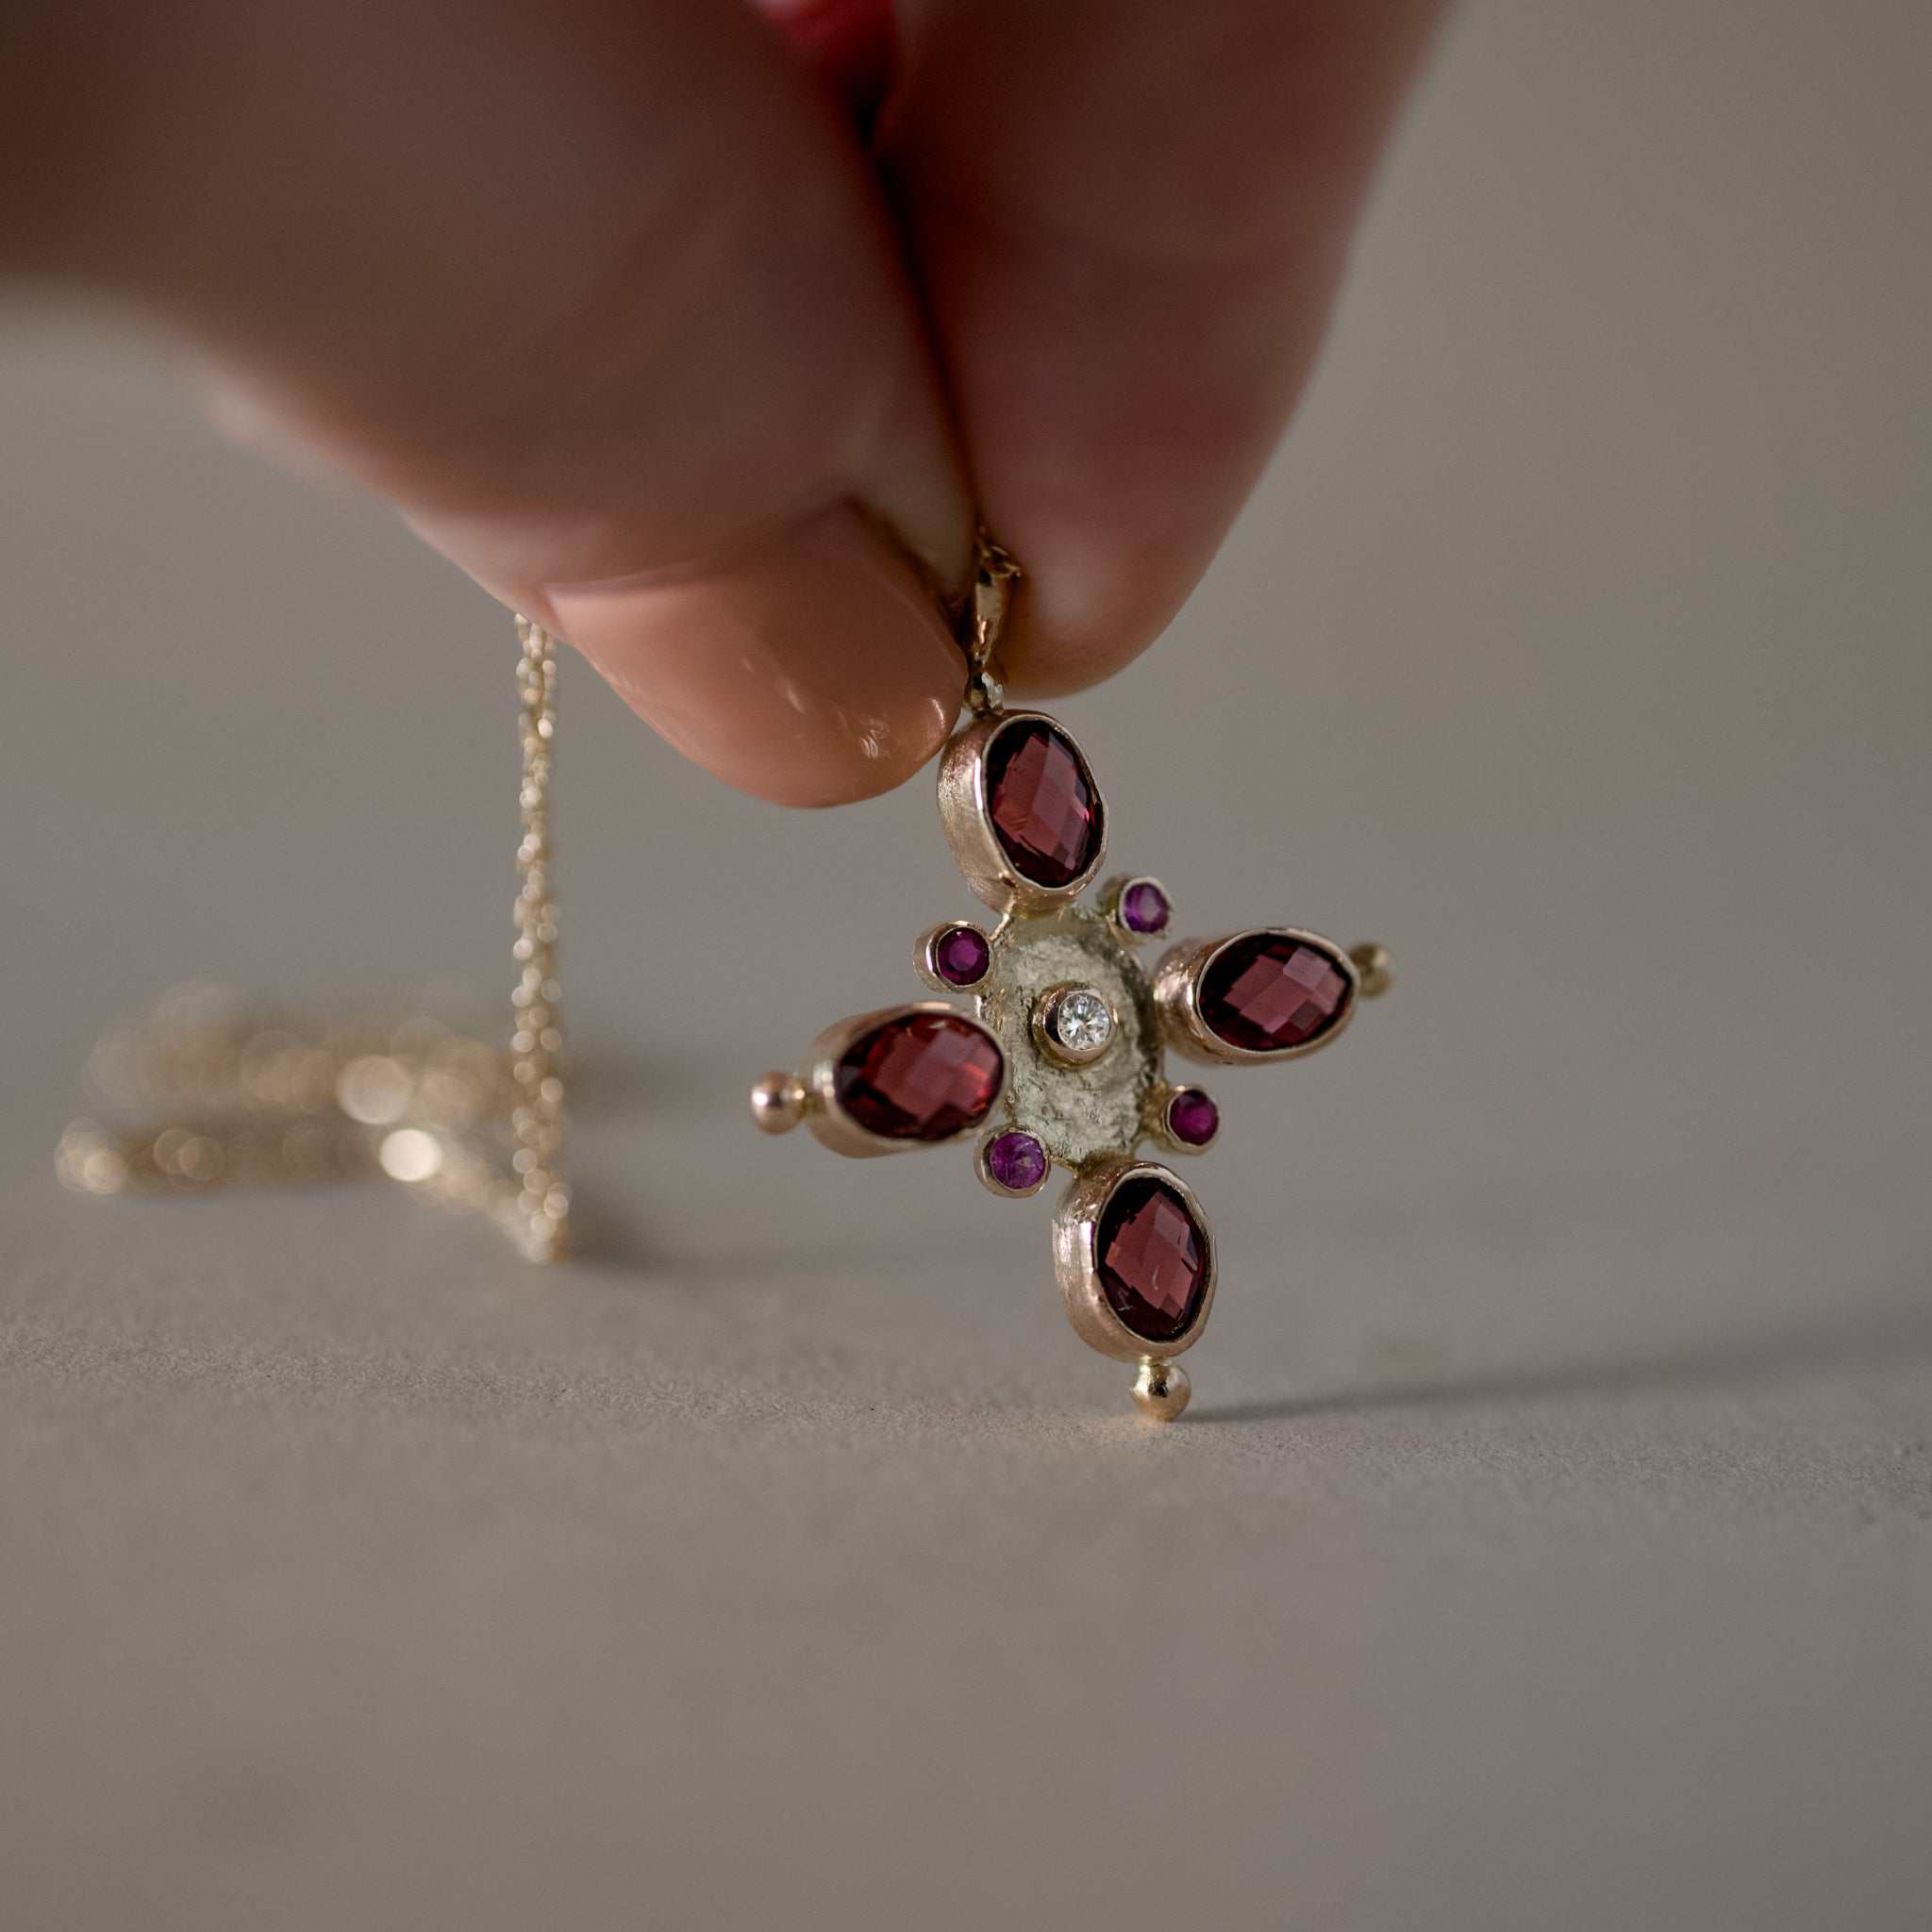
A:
[59,539,1389,1423]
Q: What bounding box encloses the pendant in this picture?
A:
[749,541,1391,1421]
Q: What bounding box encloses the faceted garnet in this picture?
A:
[833,1012,1003,1141]
[932,924,991,988]
[1165,1089,1220,1148]
[985,719,1101,888]
[985,1129,1048,1192]
[1097,1173,1209,1344]
[1197,931,1354,1055]
[1119,879,1171,935]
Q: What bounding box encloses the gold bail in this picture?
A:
[961,531,1020,715]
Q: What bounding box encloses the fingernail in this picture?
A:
[549,504,963,807]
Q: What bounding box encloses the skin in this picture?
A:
[1,0,1442,806]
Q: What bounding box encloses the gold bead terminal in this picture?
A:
[749,1072,808,1135]
[1349,942,1393,999]
[1131,1357,1191,1424]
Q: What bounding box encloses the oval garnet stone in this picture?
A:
[985,719,1101,888]
[1198,932,1354,1055]
[1097,1173,1209,1344]
[833,1012,1003,1141]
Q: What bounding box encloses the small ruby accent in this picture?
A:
[1166,1089,1219,1147]
[1120,880,1170,935]
[834,1013,1003,1141]
[985,1129,1047,1192]
[1198,932,1353,1055]
[1097,1174,1208,1343]
[933,924,991,987]
[986,720,1101,889]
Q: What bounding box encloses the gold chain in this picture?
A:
[58,617,571,1262]
[507,615,569,1259]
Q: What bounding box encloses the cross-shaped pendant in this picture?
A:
[750,542,1391,1420]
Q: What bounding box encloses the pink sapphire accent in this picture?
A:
[1166,1089,1219,1147]
[985,720,1101,889]
[834,1012,1003,1141]
[932,924,991,988]
[1198,932,1354,1055]
[1120,880,1170,935]
[1097,1174,1208,1343]
[985,1129,1047,1192]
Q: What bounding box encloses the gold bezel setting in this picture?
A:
[1153,927,1362,1067]
[937,709,1108,916]
[1052,1158,1218,1363]
[1153,1083,1220,1155]
[975,1126,1051,1199]
[913,920,993,993]
[1029,981,1119,1068]
[1101,874,1174,943]
[800,1003,1006,1158]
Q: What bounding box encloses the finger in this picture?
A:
[880,0,1443,694]
[8,0,972,804]
[757,0,898,124]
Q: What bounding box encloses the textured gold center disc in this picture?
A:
[977,908,1158,1166]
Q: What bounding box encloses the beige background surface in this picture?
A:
[4,5,1930,1927]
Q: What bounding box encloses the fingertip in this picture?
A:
[549,504,965,808]
[993,541,1201,701]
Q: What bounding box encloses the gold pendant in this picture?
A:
[750,541,1391,1422]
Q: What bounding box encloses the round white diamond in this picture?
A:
[1055,990,1113,1053]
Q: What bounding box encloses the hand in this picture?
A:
[3,0,1440,805]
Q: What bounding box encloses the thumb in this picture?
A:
[7,0,974,805]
